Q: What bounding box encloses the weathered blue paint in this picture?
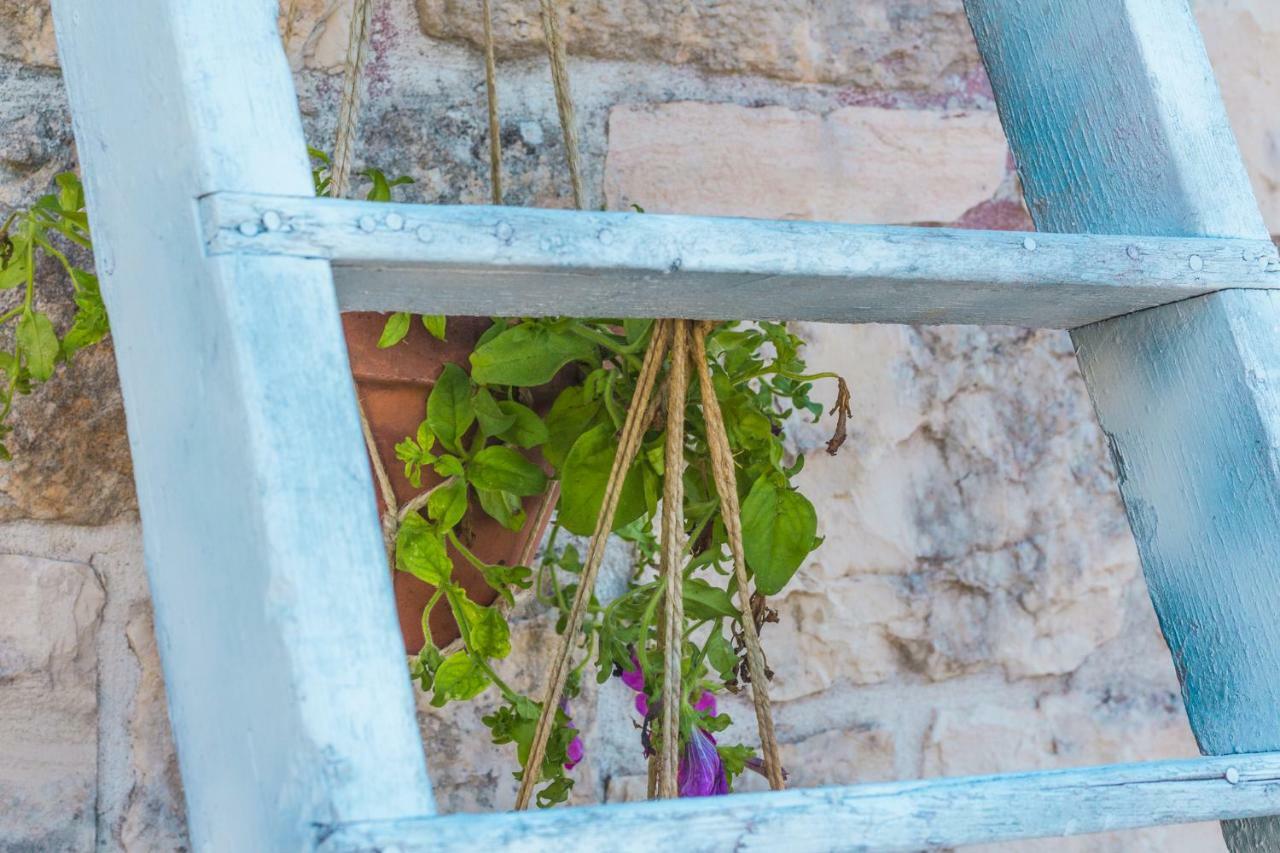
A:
[199,191,1280,328]
[49,1,434,849]
[319,752,1280,852]
[966,0,1280,848]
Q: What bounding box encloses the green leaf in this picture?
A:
[740,475,818,595]
[480,563,533,604]
[430,652,491,706]
[55,172,84,212]
[467,445,547,496]
[476,487,525,531]
[718,744,757,783]
[434,454,465,479]
[361,168,411,201]
[473,388,517,438]
[427,364,475,452]
[683,577,738,621]
[61,277,109,356]
[544,386,602,469]
[17,312,58,381]
[557,423,646,536]
[0,255,26,290]
[705,629,738,679]
[427,477,468,531]
[469,323,595,387]
[377,312,411,348]
[497,401,548,448]
[455,593,512,659]
[395,514,453,586]
[422,314,447,340]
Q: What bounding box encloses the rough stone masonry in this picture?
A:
[0,0,1277,849]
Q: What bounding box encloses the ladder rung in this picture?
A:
[317,752,1280,852]
[200,192,1279,329]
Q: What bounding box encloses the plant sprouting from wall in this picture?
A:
[0,173,109,459]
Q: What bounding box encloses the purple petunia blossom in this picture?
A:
[564,732,584,770]
[617,654,729,797]
[561,700,585,770]
[678,728,729,796]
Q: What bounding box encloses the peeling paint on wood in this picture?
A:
[319,752,1280,852]
[201,191,1280,328]
[49,1,434,849]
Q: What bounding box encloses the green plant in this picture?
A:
[10,157,848,807]
[313,154,851,805]
[0,173,109,459]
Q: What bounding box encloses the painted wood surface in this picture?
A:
[319,752,1280,852]
[200,191,1280,328]
[965,0,1280,849]
[50,1,434,849]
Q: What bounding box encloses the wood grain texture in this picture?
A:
[50,1,434,848]
[319,752,1280,852]
[200,191,1280,328]
[965,0,1280,848]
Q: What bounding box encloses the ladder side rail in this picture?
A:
[965,1,1280,849]
[49,1,434,848]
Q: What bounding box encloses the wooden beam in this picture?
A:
[200,191,1279,328]
[50,1,434,848]
[319,752,1280,852]
[965,1,1280,849]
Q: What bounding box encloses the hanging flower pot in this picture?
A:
[313,0,849,812]
[343,311,559,651]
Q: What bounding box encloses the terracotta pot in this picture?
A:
[343,312,555,652]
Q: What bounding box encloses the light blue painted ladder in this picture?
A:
[48,0,1280,850]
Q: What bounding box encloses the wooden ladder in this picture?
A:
[49,0,1280,850]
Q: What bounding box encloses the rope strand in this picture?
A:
[331,0,375,198]
[656,320,690,798]
[480,0,503,205]
[514,321,672,809]
[536,0,585,208]
[691,321,786,791]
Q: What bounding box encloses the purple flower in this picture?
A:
[561,700,584,770]
[616,654,729,797]
[564,732,584,770]
[678,728,729,797]
[620,653,651,715]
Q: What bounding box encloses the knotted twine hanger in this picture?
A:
[511,1,784,805]
[325,0,784,805]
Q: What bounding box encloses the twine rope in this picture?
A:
[330,0,375,198]
[481,0,504,205]
[656,320,690,798]
[536,0,585,208]
[691,321,786,790]
[514,320,672,809]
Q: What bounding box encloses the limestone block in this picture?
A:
[925,691,1225,852]
[763,323,1136,698]
[0,342,135,524]
[1196,0,1280,235]
[0,1,58,68]
[112,607,187,851]
[0,554,104,850]
[603,102,1008,224]
[415,0,981,92]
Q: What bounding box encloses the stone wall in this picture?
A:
[1,0,1277,849]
